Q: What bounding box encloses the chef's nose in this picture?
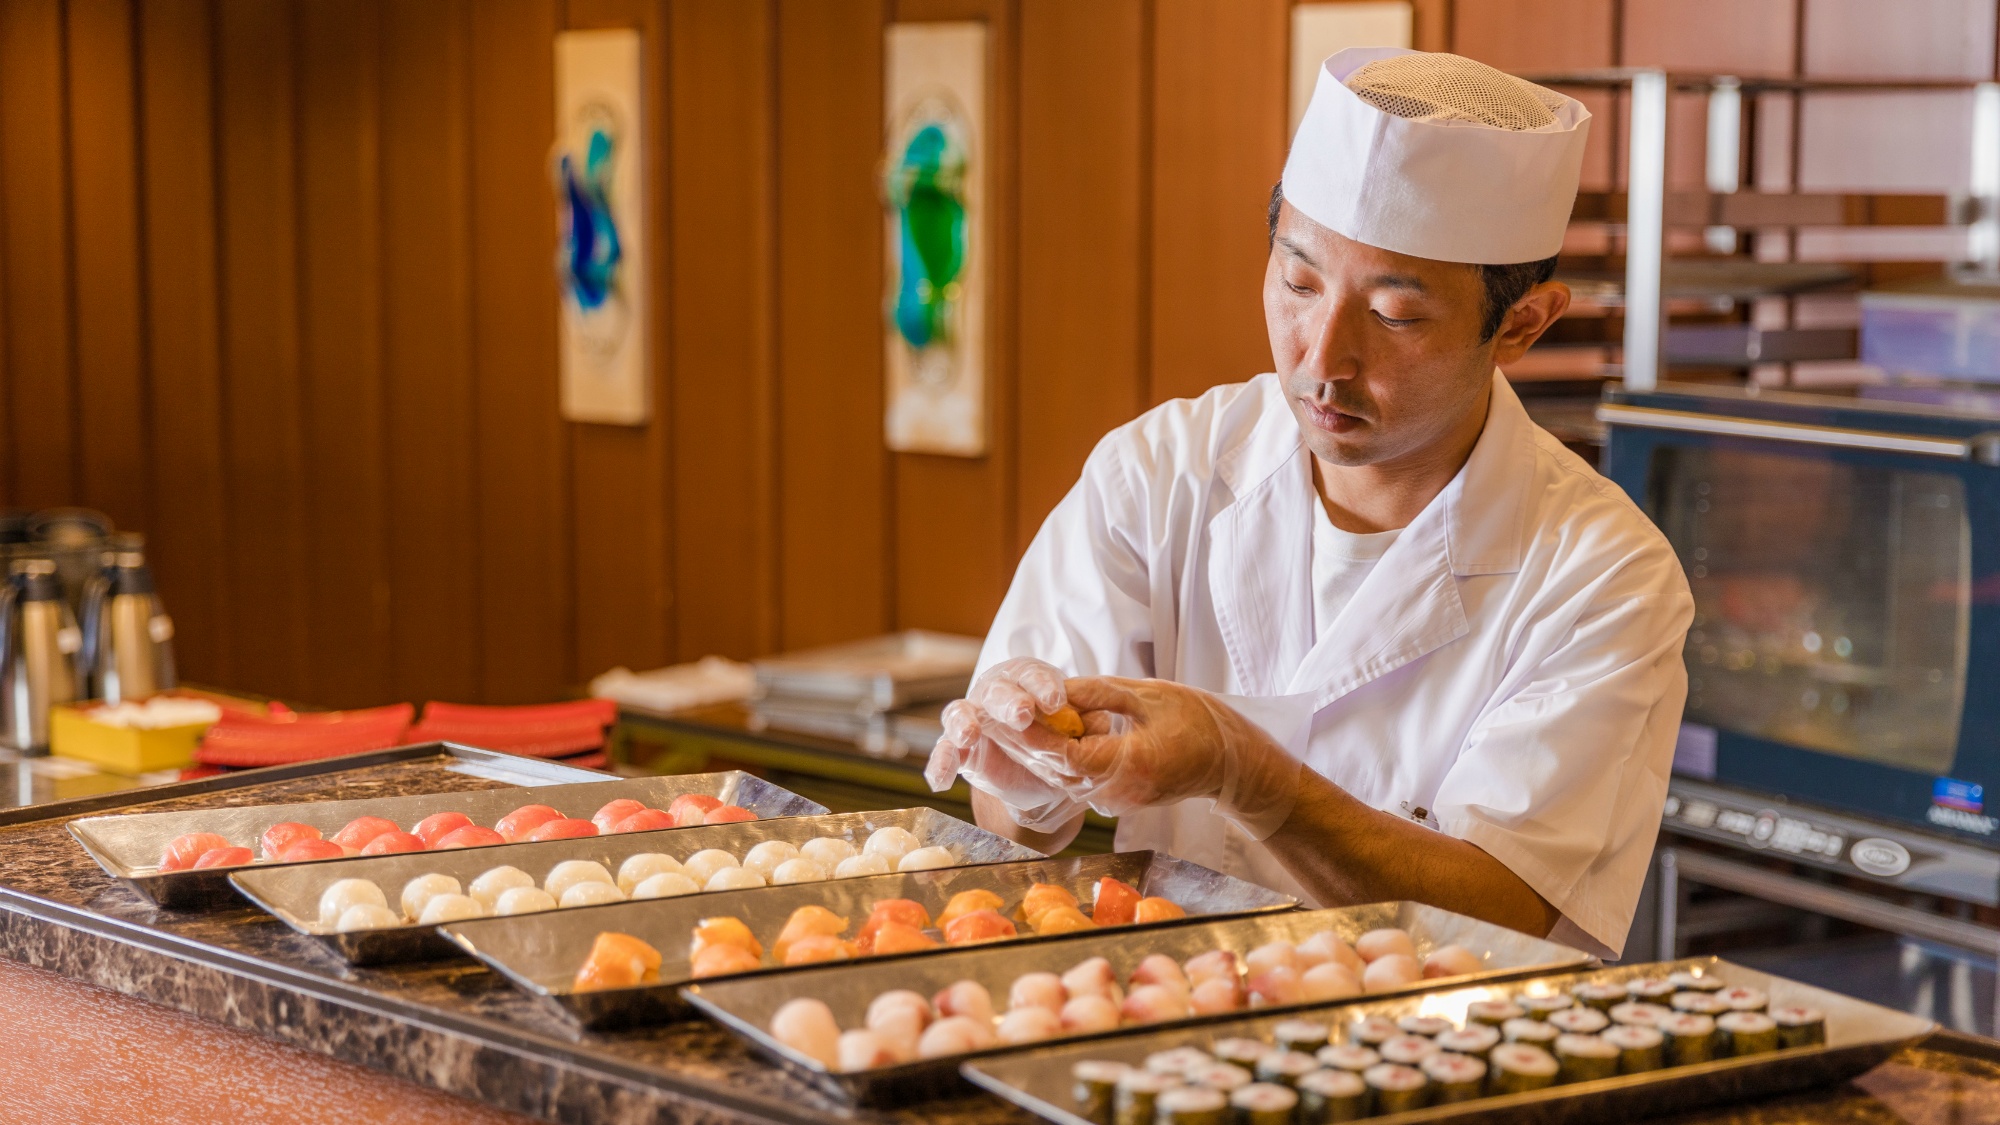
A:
[1298,291,1365,383]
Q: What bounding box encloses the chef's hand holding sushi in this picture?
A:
[927,50,1694,960]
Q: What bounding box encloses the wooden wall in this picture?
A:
[0,0,1989,707]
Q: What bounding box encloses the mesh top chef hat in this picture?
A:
[1282,48,1591,265]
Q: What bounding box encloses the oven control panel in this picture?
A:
[1663,778,2000,906]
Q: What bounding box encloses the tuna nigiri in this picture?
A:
[160,832,232,872]
[667,793,723,827]
[359,831,426,856]
[590,799,649,835]
[191,846,253,869]
[493,804,563,843]
[259,822,321,859]
[277,838,347,863]
[411,812,472,848]
[435,825,506,849]
[330,816,400,853]
[527,818,598,842]
[703,805,757,825]
[610,809,676,834]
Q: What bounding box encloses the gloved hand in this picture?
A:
[926,658,1089,830]
[1008,677,1309,841]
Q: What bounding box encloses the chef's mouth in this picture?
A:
[1301,397,1367,434]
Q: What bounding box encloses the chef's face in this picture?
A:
[1264,202,1553,469]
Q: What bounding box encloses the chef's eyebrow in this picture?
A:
[1370,274,1428,293]
[1275,236,1319,268]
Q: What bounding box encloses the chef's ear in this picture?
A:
[1486,280,1572,367]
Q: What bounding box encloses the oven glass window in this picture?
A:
[1650,447,1970,773]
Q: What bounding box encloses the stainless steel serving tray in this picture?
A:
[963,955,1936,1125]
[684,901,1594,1106]
[441,850,1297,1030]
[230,806,1040,966]
[69,767,825,909]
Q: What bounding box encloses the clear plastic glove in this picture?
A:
[926,658,1089,830]
[1009,677,1309,841]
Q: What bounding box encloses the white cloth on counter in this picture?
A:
[590,657,754,715]
[978,370,1692,959]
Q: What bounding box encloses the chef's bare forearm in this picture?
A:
[969,789,1085,855]
[1263,769,1562,938]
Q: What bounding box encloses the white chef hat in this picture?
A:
[1281,48,1590,265]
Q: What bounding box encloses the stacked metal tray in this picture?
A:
[68,767,825,908]
[441,850,1299,1030]
[683,902,1595,1105]
[231,806,1041,965]
[962,955,1936,1125]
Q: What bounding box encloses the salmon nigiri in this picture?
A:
[772,905,849,964]
[1017,883,1079,927]
[573,932,662,992]
[1092,876,1142,926]
[690,915,763,961]
[937,888,1005,929]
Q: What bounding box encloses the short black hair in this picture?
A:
[1266,182,1557,343]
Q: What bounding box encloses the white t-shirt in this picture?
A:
[1311,501,1402,640]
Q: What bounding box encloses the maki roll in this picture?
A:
[1361,1062,1430,1115]
[1547,1007,1610,1036]
[1770,1005,1826,1049]
[1227,1082,1301,1125]
[1315,1044,1381,1074]
[1295,1068,1369,1123]
[1520,992,1575,1018]
[1487,1042,1560,1094]
[1466,1000,1526,1028]
[1624,978,1677,1003]
[1073,1059,1131,1123]
[1377,1034,1440,1067]
[1253,1050,1321,1088]
[1187,1062,1254,1094]
[1114,1069,1180,1125]
[1434,1024,1501,1059]
[1660,1012,1719,1065]
[1153,1085,1228,1125]
[1396,1014,1454,1039]
[1717,986,1768,1013]
[1420,1051,1488,1103]
[1609,1001,1671,1028]
[1669,991,1729,1016]
[1147,1047,1218,1078]
[1553,1033,1619,1083]
[1717,1010,1780,1057]
[1669,970,1725,994]
[1349,1016,1400,1047]
[1213,1038,1273,1070]
[1601,1024,1666,1074]
[1576,982,1630,1011]
[1501,1018,1559,1047]
[1273,1019,1332,1054]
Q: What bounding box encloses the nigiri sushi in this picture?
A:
[410,812,471,848]
[703,805,756,824]
[942,909,1017,945]
[526,818,597,842]
[933,980,994,1022]
[278,838,346,862]
[667,793,723,827]
[259,821,321,859]
[1132,897,1186,923]
[191,846,253,869]
[690,915,763,960]
[782,934,854,966]
[318,878,388,926]
[770,998,840,1068]
[1018,883,1079,927]
[610,809,676,834]
[1092,876,1142,926]
[160,832,232,872]
[862,826,921,864]
[1032,906,1096,934]
[868,921,939,955]
[937,888,1005,929]
[773,905,849,964]
[896,846,954,872]
[435,825,506,849]
[1008,971,1067,1014]
[494,804,563,843]
[330,816,400,853]
[591,799,649,834]
[358,831,424,856]
[1355,928,1417,963]
[574,931,663,992]
[690,943,762,978]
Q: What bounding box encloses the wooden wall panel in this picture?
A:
[775,0,891,649]
[1450,0,1617,191]
[891,0,1018,636]
[1149,0,1287,405]
[1621,0,1797,75]
[0,0,76,509]
[1805,0,1996,77]
[566,0,673,681]
[136,0,230,686]
[669,0,778,659]
[470,0,570,702]
[381,0,481,704]
[66,0,150,533]
[215,0,310,700]
[296,0,389,708]
[1016,0,1146,542]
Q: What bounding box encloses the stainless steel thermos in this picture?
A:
[0,558,81,753]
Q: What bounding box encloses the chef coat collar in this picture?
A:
[1207,370,1536,704]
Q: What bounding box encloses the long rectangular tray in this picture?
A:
[682,901,1595,1105]
[230,806,1041,965]
[69,767,825,909]
[441,850,1298,1030]
[963,955,1936,1125]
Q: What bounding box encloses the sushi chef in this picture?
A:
[926,49,1692,959]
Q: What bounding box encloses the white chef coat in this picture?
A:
[979,370,1692,958]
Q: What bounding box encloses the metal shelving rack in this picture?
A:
[1525,69,2000,392]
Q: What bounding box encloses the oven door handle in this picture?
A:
[1596,403,2000,463]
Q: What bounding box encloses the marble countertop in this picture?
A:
[0,750,1993,1124]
